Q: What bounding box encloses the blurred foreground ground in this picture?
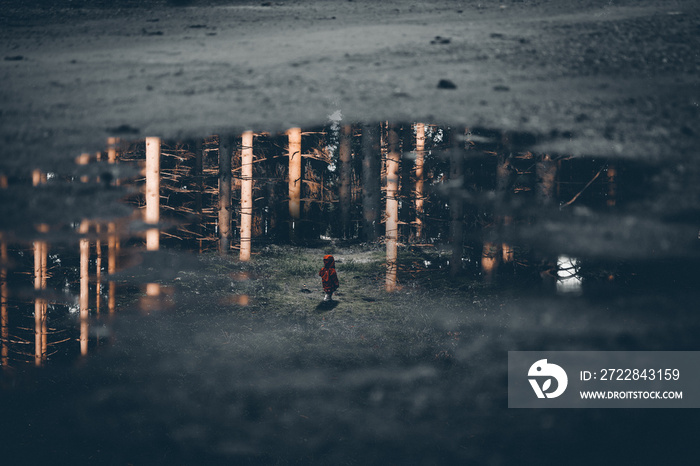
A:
[2,247,700,465]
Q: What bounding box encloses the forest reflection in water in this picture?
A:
[0,121,698,368]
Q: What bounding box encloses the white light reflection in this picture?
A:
[556,256,582,295]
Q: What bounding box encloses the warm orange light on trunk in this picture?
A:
[107,137,119,164]
[145,137,161,251]
[240,131,254,261]
[288,127,302,225]
[502,216,514,263]
[95,226,102,315]
[79,220,89,356]
[76,153,90,183]
[414,123,426,241]
[385,125,400,292]
[32,169,46,186]
[108,222,117,315]
[1,240,8,367]
[481,242,500,284]
[146,283,161,296]
[34,239,48,366]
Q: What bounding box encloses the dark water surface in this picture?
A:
[1,123,699,464]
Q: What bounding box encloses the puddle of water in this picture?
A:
[1,121,699,368]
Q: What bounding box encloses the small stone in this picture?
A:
[106,124,141,135]
[437,79,457,89]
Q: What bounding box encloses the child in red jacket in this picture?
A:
[319,254,339,301]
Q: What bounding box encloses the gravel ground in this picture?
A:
[1,0,699,172]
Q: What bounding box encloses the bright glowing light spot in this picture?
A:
[556,256,582,294]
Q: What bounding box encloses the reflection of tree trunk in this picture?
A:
[385,124,400,292]
[240,131,254,261]
[449,137,464,277]
[107,137,119,164]
[288,128,302,241]
[140,282,162,314]
[496,152,513,266]
[361,123,381,242]
[414,123,426,242]
[107,137,119,186]
[76,152,90,183]
[194,139,204,240]
[607,164,616,207]
[1,240,8,367]
[79,220,89,356]
[339,125,352,239]
[536,153,557,290]
[34,240,48,366]
[502,216,514,263]
[536,153,556,205]
[145,137,161,251]
[32,169,47,186]
[108,222,117,315]
[95,225,102,315]
[218,135,232,254]
[481,241,500,284]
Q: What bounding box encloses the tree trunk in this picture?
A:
[76,153,90,183]
[1,239,8,367]
[449,134,464,277]
[240,131,254,261]
[34,239,48,366]
[194,139,204,240]
[95,226,102,315]
[287,127,302,241]
[145,137,161,251]
[108,222,117,315]
[496,151,512,265]
[107,137,119,164]
[536,153,556,205]
[536,153,558,290]
[385,124,401,292]
[361,123,381,242]
[218,135,232,254]
[414,123,426,242]
[79,220,89,356]
[607,164,616,207]
[32,169,46,186]
[481,241,500,284]
[339,125,353,239]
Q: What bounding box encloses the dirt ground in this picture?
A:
[1,0,700,173]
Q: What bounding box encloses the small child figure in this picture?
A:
[319,254,339,301]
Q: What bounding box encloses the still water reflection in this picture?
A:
[0,122,698,367]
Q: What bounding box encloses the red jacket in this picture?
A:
[319,255,339,293]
